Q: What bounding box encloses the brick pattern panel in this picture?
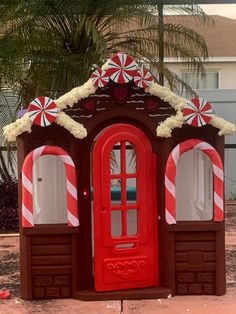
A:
[175,232,216,295]
[31,235,73,299]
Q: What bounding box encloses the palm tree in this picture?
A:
[0,89,19,179]
[0,0,210,105]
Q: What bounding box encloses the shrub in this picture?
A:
[0,176,19,232]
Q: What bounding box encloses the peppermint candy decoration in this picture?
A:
[29,96,58,127]
[91,68,109,87]
[183,98,214,127]
[107,53,138,83]
[134,68,153,88]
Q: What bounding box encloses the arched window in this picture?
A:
[22,145,79,228]
[165,139,224,224]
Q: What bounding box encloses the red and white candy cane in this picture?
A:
[165,138,224,224]
[91,68,109,87]
[22,145,79,228]
[106,52,138,83]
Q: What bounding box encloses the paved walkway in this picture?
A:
[0,287,236,314]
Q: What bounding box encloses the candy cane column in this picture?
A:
[165,138,224,224]
[22,145,79,227]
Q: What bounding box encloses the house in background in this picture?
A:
[165,15,236,90]
[165,15,236,199]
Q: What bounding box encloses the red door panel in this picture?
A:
[93,124,158,291]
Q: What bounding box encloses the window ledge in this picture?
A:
[22,224,79,235]
[167,221,224,232]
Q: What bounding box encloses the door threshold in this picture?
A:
[76,286,172,301]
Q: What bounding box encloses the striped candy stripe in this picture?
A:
[29,97,58,127]
[91,68,109,88]
[22,145,79,228]
[134,68,153,88]
[183,98,213,127]
[165,139,224,225]
[106,52,138,83]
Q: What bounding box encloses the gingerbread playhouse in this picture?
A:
[4,53,236,300]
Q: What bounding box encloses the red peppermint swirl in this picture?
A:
[134,68,153,88]
[183,98,214,127]
[91,68,109,87]
[29,97,58,127]
[106,53,138,83]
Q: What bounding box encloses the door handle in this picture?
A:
[82,188,89,198]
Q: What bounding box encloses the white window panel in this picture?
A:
[176,149,213,221]
[181,70,219,89]
[33,155,67,224]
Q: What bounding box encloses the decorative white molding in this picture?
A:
[3,113,33,142]
[56,111,87,139]
[55,79,97,110]
[156,110,184,138]
[210,115,236,136]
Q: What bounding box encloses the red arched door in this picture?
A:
[93,124,158,291]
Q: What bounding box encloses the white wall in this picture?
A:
[196,89,236,200]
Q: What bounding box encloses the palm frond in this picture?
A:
[0,0,210,101]
[0,89,19,178]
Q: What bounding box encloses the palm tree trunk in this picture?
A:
[158,3,164,85]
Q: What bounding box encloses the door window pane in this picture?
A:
[127,209,138,236]
[111,179,122,205]
[110,142,121,174]
[111,210,122,237]
[126,178,137,204]
[109,139,139,238]
[126,141,136,173]
[33,155,67,224]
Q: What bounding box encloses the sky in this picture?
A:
[200,4,236,19]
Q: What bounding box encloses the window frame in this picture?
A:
[181,69,221,90]
[21,145,79,228]
[165,139,224,224]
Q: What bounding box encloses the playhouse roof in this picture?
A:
[3,53,236,142]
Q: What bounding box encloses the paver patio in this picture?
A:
[1,204,236,313]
